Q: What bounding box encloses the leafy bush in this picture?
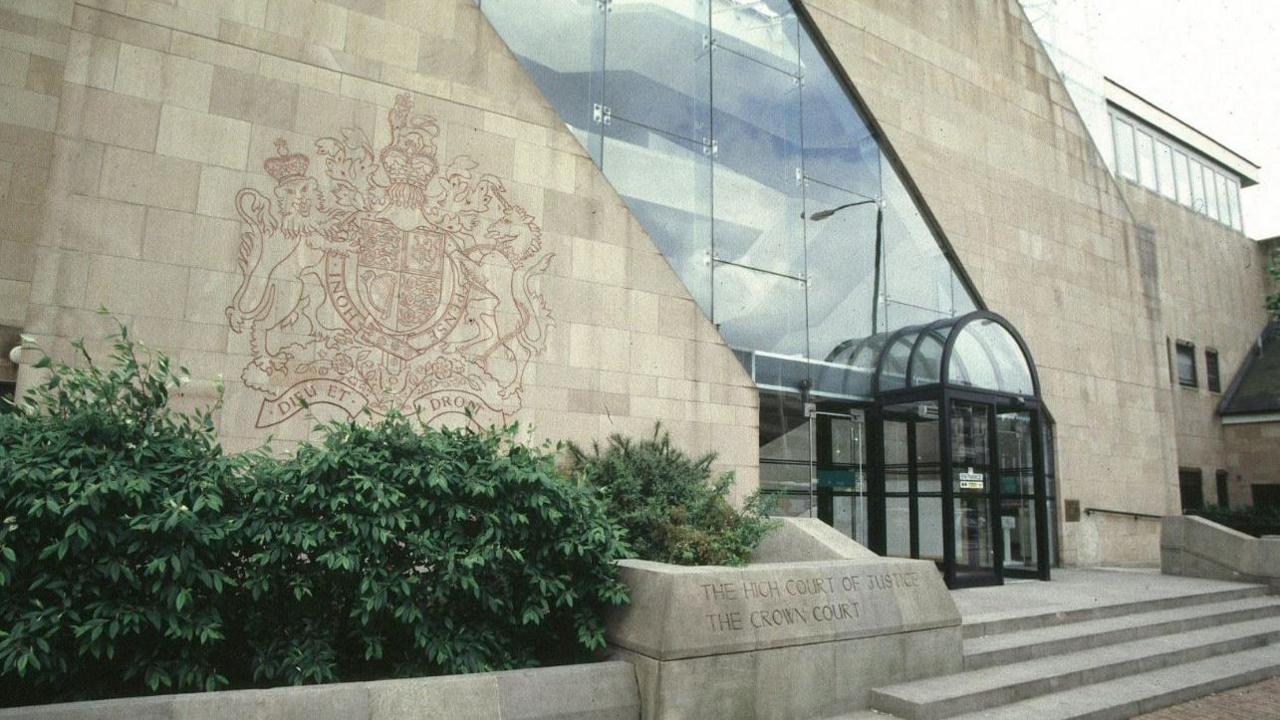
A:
[567,427,775,566]
[0,327,245,705]
[1190,504,1280,538]
[0,323,630,706]
[238,415,630,685]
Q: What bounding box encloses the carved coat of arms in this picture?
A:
[225,94,553,428]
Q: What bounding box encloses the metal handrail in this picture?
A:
[1084,507,1164,521]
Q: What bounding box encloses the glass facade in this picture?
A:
[478,0,977,400]
[479,0,1053,586]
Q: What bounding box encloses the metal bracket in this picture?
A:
[593,104,612,125]
[702,137,717,157]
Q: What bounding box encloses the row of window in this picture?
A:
[1181,468,1280,512]
[1173,340,1220,392]
[1110,110,1243,232]
[1178,467,1230,511]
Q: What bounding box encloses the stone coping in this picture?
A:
[1162,515,1280,588]
[749,517,878,563]
[606,556,959,661]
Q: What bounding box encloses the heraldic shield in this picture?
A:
[225,94,554,429]
[350,218,451,336]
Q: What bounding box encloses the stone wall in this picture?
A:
[0,662,641,720]
[12,0,758,494]
[1122,185,1274,510]
[802,0,1179,565]
[0,1,71,329]
[1224,423,1280,501]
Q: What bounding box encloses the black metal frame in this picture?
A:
[864,311,1052,588]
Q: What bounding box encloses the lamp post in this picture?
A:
[806,197,884,336]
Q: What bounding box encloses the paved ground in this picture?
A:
[950,567,1257,623]
[1132,675,1280,719]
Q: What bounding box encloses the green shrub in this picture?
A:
[236,414,630,685]
[0,323,630,705]
[0,326,245,705]
[567,427,775,566]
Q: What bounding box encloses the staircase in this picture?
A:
[864,582,1280,720]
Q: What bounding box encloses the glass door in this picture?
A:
[814,410,867,547]
[997,407,1041,577]
[874,400,943,565]
[948,399,999,586]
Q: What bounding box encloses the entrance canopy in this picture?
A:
[872,311,1040,399]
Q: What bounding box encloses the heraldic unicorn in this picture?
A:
[225,94,553,428]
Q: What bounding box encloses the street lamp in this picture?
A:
[806,197,877,221]
[805,197,886,337]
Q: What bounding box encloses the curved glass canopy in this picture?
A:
[872,311,1040,398]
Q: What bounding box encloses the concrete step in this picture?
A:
[943,644,1280,720]
[961,584,1269,639]
[869,617,1280,720]
[964,595,1280,670]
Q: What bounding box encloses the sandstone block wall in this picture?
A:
[1123,185,1274,510]
[7,0,759,495]
[0,1,70,329]
[803,0,1180,565]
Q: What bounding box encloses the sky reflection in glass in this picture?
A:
[479,0,978,399]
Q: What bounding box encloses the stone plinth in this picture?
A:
[606,556,962,719]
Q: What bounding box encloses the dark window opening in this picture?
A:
[1215,469,1229,508]
[1178,467,1204,512]
[1175,341,1197,388]
[0,325,20,408]
[1206,349,1221,393]
[1253,484,1280,511]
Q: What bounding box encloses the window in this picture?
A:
[1108,110,1245,231]
[1155,141,1175,199]
[1215,470,1229,508]
[0,326,18,406]
[1206,348,1221,393]
[1175,341,1197,388]
[1172,149,1192,206]
[1112,117,1137,181]
[1135,130,1157,191]
[1254,484,1280,511]
[1178,468,1204,513]
[1225,177,1242,231]
[1203,164,1220,220]
[1189,157,1206,211]
[1214,171,1230,226]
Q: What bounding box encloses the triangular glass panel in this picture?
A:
[479,0,980,400]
